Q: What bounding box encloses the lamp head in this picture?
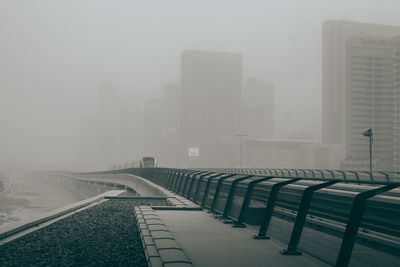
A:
[362,128,373,137]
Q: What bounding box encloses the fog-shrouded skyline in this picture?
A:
[1,0,400,169]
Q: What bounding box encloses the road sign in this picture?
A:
[188,147,199,157]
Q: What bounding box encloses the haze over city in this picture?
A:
[1,2,400,267]
[1,0,400,170]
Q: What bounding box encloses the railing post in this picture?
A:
[220,175,254,220]
[254,178,300,239]
[281,180,339,255]
[173,170,187,192]
[335,183,399,267]
[180,170,196,194]
[209,174,237,213]
[177,170,195,193]
[160,169,169,186]
[165,169,174,189]
[182,171,206,196]
[201,174,235,209]
[233,176,275,228]
[194,173,224,203]
[167,169,177,189]
[186,172,213,199]
[163,169,173,186]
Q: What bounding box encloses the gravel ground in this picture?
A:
[0,199,171,266]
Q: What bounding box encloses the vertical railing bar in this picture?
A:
[180,170,197,194]
[233,176,275,228]
[200,173,227,208]
[209,174,239,213]
[170,170,182,191]
[335,183,399,267]
[167,169,178,189]
[174,170,189,192]
[220,175,254,220]
[187,172,213,199]
[194,173,224,204]
[184,171,208,197]
[160,169,169,186]
[253,178,301,239]
[182,170,204,196]
[281,179,340,255]
[167,169,177,189]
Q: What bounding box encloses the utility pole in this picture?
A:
[235,134,247,168]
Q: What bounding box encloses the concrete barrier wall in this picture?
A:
[44,174,130,201]
[72,173,167,197]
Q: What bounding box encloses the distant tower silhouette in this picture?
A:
[181,50,242,166]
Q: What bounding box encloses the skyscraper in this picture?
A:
[181,50,242,166]
[345,35,395,170]
[322,20,400,170]
[322,20,400,144]
[241,77,274,139]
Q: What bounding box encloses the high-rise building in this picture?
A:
[241,77,274,138]
[322,20,400,171]
[181,50,242,166]
[345,35,395,170]
[322,20,400,144]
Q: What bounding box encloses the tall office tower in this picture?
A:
[345,36,395,170]
[241,77,274,138]
[322,20,400,144]
[394,37,400,171]
[322,20,400,170]
[181,50,242,165]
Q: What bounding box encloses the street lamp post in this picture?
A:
[235,134,247,168]
[362,128,373,177]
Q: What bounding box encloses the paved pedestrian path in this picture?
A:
[156,210,329,267]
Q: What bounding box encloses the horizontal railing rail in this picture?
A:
[194,168,400,183]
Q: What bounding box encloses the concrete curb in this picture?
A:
[134,206,193,267]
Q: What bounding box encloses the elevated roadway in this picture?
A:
[125,167,400,267]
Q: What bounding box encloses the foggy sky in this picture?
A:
[1,0,400,169]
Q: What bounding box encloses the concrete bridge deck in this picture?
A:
[156,209,328,267]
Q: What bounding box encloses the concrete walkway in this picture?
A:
[156,210,329,267]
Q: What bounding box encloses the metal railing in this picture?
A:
[196,168,400,182]
[119,167,400,267]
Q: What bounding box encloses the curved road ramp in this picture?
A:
[0,169,398,267]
